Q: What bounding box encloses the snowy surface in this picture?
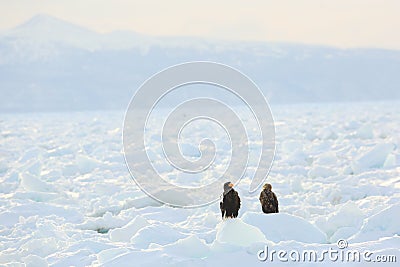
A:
[0,102,399,266]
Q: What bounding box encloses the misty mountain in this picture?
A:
[1,14,399,111]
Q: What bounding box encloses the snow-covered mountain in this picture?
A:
[6,14,103,48]
[1,14,400,111]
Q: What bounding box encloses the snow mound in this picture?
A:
[350,204,400,242]
[76,154,102,174]
[215,218,267,247]
[383,153,397,168]
[281,141,310,166]
[352,143,395,173]
[109,215,150,242]
[330,226,359,244]
[123,196,163,209]
[317,127,338,140]
[0,211,20,227]
[130,224,186,249]
[355,124,374,139]
[22,254,48,267]
[314,152,337,166]
[315,201,364,242]
[281,140,303,153]
[162,235,210,258]
[308,165,336,178]
[97,248,130,265]
[23,160,42,176]
[77,212,128,232]
[202,212,220,228]
[19,148,45,164]
[101,251,162,267]
[287,150,310,166]
[242,212,327,244]
[20,173,56,192]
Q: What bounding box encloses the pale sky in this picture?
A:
[1,0,399,49]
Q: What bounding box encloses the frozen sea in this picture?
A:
[0,101,399,266]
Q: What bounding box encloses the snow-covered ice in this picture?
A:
[0,102,399,266]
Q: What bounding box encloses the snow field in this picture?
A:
[0,102,399,266]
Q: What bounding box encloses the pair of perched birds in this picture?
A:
[219,182,279,219]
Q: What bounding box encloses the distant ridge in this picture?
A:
[0,14,399,111]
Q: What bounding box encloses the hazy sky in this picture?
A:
[1,0,399,49]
